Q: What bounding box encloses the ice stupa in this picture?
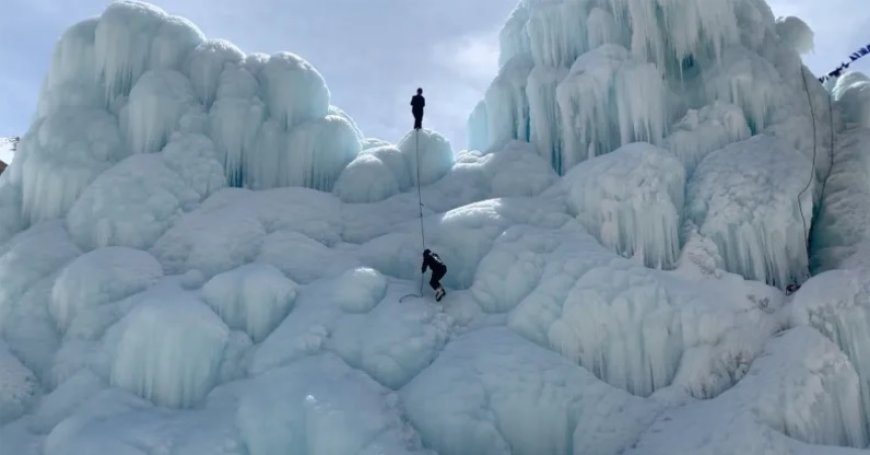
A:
[3,0,870,454]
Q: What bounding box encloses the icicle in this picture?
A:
[484,56,534,148]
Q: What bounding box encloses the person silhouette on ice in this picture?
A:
[411,88,425,130]
[421,249,447,301]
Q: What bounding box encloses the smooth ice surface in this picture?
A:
[6,0,870,454]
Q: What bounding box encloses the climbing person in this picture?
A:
[411,88,425,130]
[421,249,447,301]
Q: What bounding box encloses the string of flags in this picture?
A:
[818,43,870,83]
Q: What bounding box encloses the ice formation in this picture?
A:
[4,0,870,454]
[687,135,813,288]
[559,142,685,269]
[202,264,297,342]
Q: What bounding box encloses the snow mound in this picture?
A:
[630,327,868,453]
[397,129,454,186]
[273,115,361,192]
[333,153,401,203]
[0,222,81,318]
[237,354,427,455]
[334,267,387,313]
[833,72,870,129]
[251,277,451,390]
[259,52,329,130]
[187,39,245,107]
[12,0,364,209]
[202,263,297,342]
[150,187,342,278]
[124,69,200,154]
[664,101,751,174]
[256,231,360,284]
[790,269,870,434]
[66,133,226,250]
[561,142,685,269]
[50,247,163,334]
[401,327,657,455]
[502,224,780,398]
[18,109,122,224]
[107,293,229,408]
[687,135,813,288]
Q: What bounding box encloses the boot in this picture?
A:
[435,287,446,302]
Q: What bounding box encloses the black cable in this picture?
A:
[798,66,818,246]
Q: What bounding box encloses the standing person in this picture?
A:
[421,249,447,301]
[411,88,425,130]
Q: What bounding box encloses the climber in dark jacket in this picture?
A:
[421,249,447,301]
[411,88,425,130]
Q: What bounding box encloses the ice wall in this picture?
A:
[9,0,387,231]
[687,135,813,288]
[560,142,685,269]
[469,0,819,181]
[6,0,870,454]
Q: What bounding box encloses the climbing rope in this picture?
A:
[415,130,426,295]
[793,62,838,291]
[797,66,818,244]
[400,130,427,302]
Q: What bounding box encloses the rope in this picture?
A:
[794,65,837,287]
[797,66,818,246]
[400,129,427,302]
[415,130,426,295]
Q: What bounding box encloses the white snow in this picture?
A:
[5,0,870,454]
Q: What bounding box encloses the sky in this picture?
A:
[1,0,869,149]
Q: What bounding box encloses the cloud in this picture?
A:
[434,31,501,84]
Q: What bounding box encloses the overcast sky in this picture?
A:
[1,0,869,148]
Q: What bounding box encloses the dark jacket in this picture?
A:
[411,95,425,115]
[422,252,446,274]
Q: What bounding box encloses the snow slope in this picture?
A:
[2,0,870,454]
